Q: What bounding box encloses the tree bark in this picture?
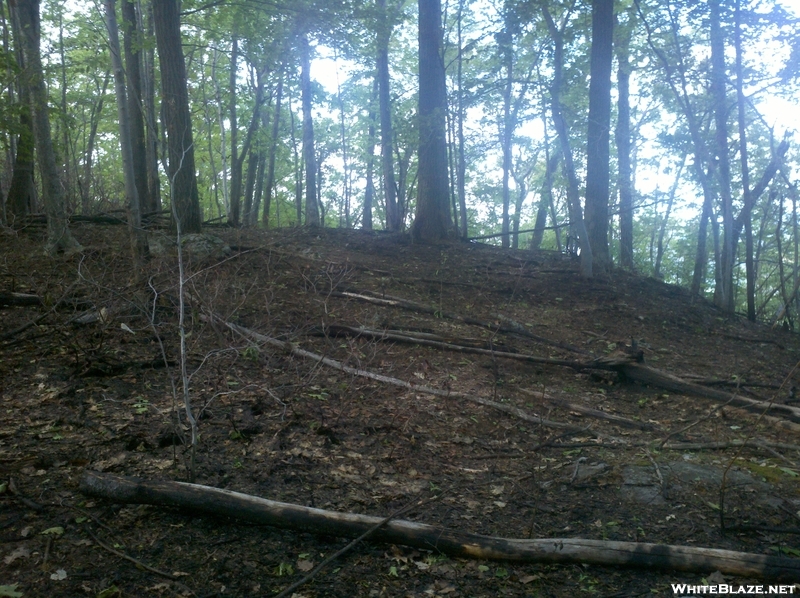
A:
[542,6,591,277]
[710,0,735,311]
[300,34,320,226]
[12,0,80,254]
[377,0,400,231]
[263,66,284,227]
[79,473,799,581]
[363,76,378,231]
[120,0,151,214]
[412,0,451,242]
[140,0,161,213]
[106,0,147,265]
[615,9,634,270]
[584,0,614,271]
[152,0,202,234]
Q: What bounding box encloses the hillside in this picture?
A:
[1,224,799,597]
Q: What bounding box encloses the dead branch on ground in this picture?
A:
[79,471,800,581]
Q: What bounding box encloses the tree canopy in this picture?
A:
[1,0,799,321]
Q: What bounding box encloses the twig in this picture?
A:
[86,528,194,594]
[273,497,436,598]
[8,477,44,512]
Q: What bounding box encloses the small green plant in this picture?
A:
[133,398,150,414]
[275,562,294,576]
[243,345,260,361]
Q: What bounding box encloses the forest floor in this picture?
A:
[1,224,799,598]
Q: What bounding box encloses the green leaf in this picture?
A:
[0,584,24,598]
[40,527,64,536]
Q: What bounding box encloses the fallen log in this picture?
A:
[615,361,800,425]
[80,471,800,581]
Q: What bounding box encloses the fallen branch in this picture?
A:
[616,362,800,425]
[212,317,621,440]
[330,290,587,354]
[519,388,658,431]
[79,471,800,581]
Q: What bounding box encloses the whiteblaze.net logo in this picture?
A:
[671,584,797,595]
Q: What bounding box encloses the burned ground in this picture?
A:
[1,225,798,597]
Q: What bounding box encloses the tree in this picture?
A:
[300,33,320,226]
[615,8,635,270]
[153,0,202,234]
[377,0,401,231]
[12,0,80,254]
[542,3,591,277]
[105,0,147,264]
[412,0,452,242]
[583,0,613,271]
[120,0,153,214]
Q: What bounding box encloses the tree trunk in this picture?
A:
[140,0,160,213]
[212,48,229,216]
[120,0,152,214]
[542,6,591,277]
[6,98,34,223]
[153,0,202,234]
[363,76,378,231]
[710,0,735,311]
[228,36,240,226]
[615,9,634,270]
[12,0,80,253]
[106,0,147,265]
[455,0,468,239]
[263,67,284,228]
[300,34,320,226]
[499,21,513,249]
[584,0,614,271]
[377,0,400,231]
[412,0,451,242]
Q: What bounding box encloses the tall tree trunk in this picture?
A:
[455,0,468,239]
[106,0,147,265]
[6,5,34,226]
[710,0,735,311]
[78,70,110,213]
[12,0,80,253]
[228,36,240,226]
[499,18,513,249]
[300,34,320,226]
[377,0,399,231]
[153,0,202,233]
[363,76,378,231]
[335,56,351,228]
[263,66,284,227]
[542,6,591,277]
[584,0,613,271]
[121,0,152,214]
[140,0,160,213]
[654,156,684,278]
[734,0,753,320]
[615,9,634,270]
[412,0,451,242]
[250,147,267,227]
[212,48,229,216]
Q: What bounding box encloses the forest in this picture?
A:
[0,0,798,319]
[3,0,800,595]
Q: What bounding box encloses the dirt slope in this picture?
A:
[1,224,798,597]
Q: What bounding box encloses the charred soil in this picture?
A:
[1,225,799,597]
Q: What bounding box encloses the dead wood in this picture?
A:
[313,320,800,426]
[615,362,800,424]
[519,388,657,431]
[79,471,800,581]
[205,315,622,440]
[330,290,587,354]
[0,292,41,307]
